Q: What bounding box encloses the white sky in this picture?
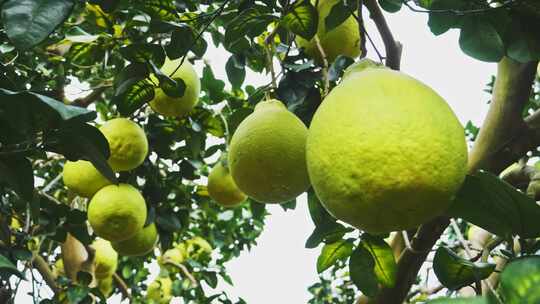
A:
[16,7,497,304]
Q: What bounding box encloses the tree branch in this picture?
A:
[370,57,538,303]
[72,86,109,108]
[364,0,402,70]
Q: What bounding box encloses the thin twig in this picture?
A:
[165,261,198,287]
[113,273,132,300]
[402,0,515,15]
[170,0,231,77]
[450,218,474,259]
[313,35,329,97]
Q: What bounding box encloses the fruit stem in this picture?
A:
[32,254,59,293]
[164,261,198,287]
[313,35,330,97]
[364,0,402,70]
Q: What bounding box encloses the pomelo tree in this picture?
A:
[0,0,538,303]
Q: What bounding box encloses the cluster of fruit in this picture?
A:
[215,60,468,234]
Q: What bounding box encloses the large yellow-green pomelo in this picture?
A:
[99,118,148,172]
[147,276,172,304]
[207,161,247,207]
[228,99,310,203]
[63,160,112,197]
[296,0,361,64]
[306,63,468,233]
[91,238,118,279]
[88,184,147,241]
[112,223,159,256]
[149,57,201,117]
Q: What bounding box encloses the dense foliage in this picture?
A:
[0,0,538,303]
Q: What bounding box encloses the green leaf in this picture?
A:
[201,65,226,104]
[224,8,276,52]
[497,256,540,303]
[305,222,353,249]
[43,123,116,184]
[427,297,487,304]
[225,55,246,90]
[316,239,354,273]
[325,1,357,32]
[165,24,196,59]
[459,17,504,62]
[282,0,318,40]
[433,246,495,290]
[447,171,540,238]
[0,89,95,145]
[133,0,178,21]
[361,234,397,288]
[328,55,355,81]
[349,245,379,297]
[0,156,34,201]
[427,0,466,35]
[113,79,155,116]
[149,61,186,98]
[1,0,75,49]
[66,285,90,304]
[0,254,24,279]
[119,43,166,67]
[378,0,402,13]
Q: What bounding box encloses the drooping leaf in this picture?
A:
[316,239,354,273]
[427,0,467,35]
[328,55,355,81]
[224,8,276,52]
[361,234,397,288]
[349,245,379,297]
[459,17,504,62]
[433,246,495,290]
[225,54,246,90]
[447,171,540,238]
[133,0,178,21]
[325,1,357,32]
[378,0,402,13]
[497,256,540,303]
[2,0,75,49]
[0,254,24,279]
[281,0,318,40]
[149,61,186,98]
[43,123,116,183]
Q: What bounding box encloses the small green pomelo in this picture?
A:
[228,99,310,203]
[63,160,112,197]
[149,57,201,117]
[147,276,172,304]
[99,118,148,172]
[91,238,118,279]
[88,184,147,242]
[112,223,159,256]
[207,161,247,207]
[296,0,361,64]
[306,62,467,233]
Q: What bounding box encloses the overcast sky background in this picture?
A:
[17,6,497,304]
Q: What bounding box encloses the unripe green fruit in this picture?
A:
[228,99,310,203]
[63,160,112,197]
[92,238,118,279]
[296,0,361,64]
[88,184,147,242]
[207,161,247,207]
[149,57,201,117]
[307,61,467,233]
[112,223,159,256]
[99,118,148,172]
